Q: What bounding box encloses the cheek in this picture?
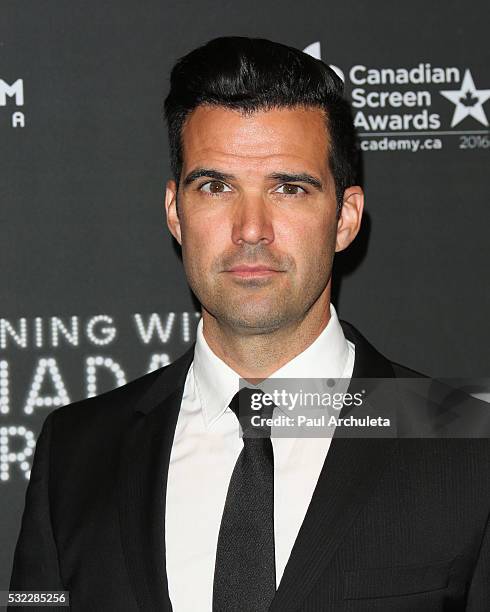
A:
[181,215,228,268]
[278,215,333,264]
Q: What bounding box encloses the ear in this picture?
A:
[165,179,182,245]
[335,186,364,252]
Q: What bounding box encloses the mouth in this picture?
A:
[225,265,282,278]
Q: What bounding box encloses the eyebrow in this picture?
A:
[182,168,324,191]
[183,168,236,186]
[268,172,323,191]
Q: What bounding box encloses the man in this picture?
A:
[9,37,490,611]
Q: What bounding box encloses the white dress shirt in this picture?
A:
[165,303,355,611]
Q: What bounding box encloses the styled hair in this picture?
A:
[163,36,359,214]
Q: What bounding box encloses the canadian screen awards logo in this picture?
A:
[0,78,25,127]
[303,42,490,153]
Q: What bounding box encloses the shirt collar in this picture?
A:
[192,303,351,428]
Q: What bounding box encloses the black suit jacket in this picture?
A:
[9,321,490,611]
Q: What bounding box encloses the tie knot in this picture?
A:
[228,387,274,438]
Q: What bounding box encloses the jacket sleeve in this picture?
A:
[8,410,64,605]
[466,507,490,610]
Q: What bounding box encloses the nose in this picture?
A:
[231,193,274,246]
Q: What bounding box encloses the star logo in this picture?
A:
[440,69,490,127]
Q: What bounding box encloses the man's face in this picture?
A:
[165,105,362,334]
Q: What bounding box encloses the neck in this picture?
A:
[201,290,332,381]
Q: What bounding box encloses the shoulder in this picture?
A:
[42,340,195,444]
[31,364,176,483]
[388,365,490,444]
[389,360,427,378]
[46,364,171,437]
[341,319,490,444]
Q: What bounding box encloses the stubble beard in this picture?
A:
[192,267,331,337]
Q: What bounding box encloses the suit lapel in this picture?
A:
[270,321,399,612]
[117,344,195,611]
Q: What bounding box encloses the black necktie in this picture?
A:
[213,387,276,612]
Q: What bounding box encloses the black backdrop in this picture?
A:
[1,0,489,596]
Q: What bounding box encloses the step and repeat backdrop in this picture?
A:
[1,0,489,592]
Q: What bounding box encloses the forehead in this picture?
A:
[180,105,330,175]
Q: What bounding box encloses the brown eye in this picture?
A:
[200,181,232,194]
[276,184,306,195]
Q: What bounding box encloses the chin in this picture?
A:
[219,308,291,334]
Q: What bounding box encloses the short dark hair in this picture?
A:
[164,36,358,214]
